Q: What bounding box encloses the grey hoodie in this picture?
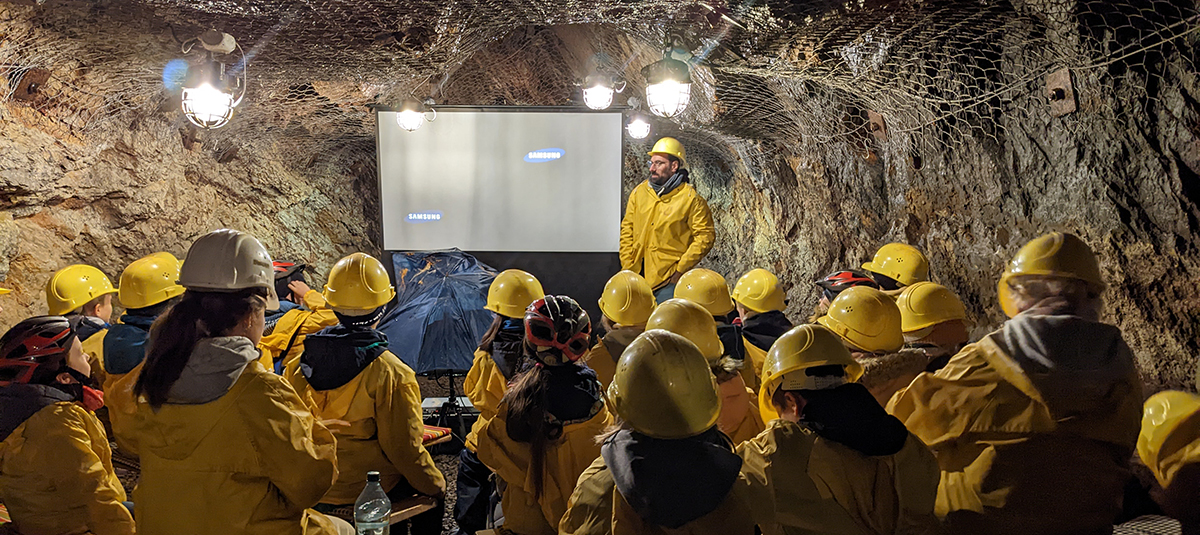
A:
[992,312,1138,419]
[166,336,260,405]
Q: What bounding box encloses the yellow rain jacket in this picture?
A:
[476,400,611,535]
[81,329,109,390]
[737,419,940,535]
[740,339,767,393]
[888,314,1142,535]
[560,451,756,535]
[103,362,142,454]
[464,348,508,452]
[0,386,134,535]
[130,337,342,535]
[259,290,338,371]
[285,349,446,503]
[584,327,642,390]
[717,374,765,446]
[619,181,715,290]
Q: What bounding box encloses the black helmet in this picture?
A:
[524,295,591,366]
[0,316,77,386]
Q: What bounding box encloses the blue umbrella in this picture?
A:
[378,250,497,374]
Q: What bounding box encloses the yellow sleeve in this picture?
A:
[893,435,943,535]
[619,189,641,272]
[242,372,339,509]
[105,363,144,454]
[376,356,447,496]
[741,338,767,393]
[676,190,715,273]
[465,349,506,422]
[81,330,108,389]
[301,289,328,310]
[43,405,135,535]
[559,456,615,535]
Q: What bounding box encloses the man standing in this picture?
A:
[619,137,716,304]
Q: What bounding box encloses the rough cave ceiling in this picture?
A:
[7,0,1193,174]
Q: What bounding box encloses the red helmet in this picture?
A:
[815,269,880,301]
[524,295,592,366]
[0,316,77,386]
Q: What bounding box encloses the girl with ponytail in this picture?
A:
[128,229,352,535]
[475,295,611,535]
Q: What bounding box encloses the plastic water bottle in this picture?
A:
[354,471,391,535]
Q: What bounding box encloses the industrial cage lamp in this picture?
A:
[641,54,691,118]
[582,72,626,110]
[626,113,651,139]
[396,98,437,132]
[180,30,246,129]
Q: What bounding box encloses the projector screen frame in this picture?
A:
[372,105,629,253]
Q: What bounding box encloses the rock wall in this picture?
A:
[679,2,1200,393]
[0,91,379,327]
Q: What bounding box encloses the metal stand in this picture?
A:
[427,371,473,454]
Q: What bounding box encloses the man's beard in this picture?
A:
[649,172,667,185]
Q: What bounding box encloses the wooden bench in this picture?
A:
[324,495,438,525]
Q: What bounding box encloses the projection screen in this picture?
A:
[377,109,623,252]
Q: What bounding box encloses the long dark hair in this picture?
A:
[503,344,554,499]
[477,314,509,352]
[134,288,267,408]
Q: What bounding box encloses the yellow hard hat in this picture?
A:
[731,268,786,313]
[862,243,930,287]
[998,232,1103,318]
[1138,390,1200,487]
[674,268,735,316]
[323,252,396,313]
[758,324,863,422]
[118,252,185,309]
[647,137,686,168]
[485,269,545,319]
[608,329,720,439]
[598,270,656,326]
[897,281,967,333]
[645,298,723,363]
[816,286,903,353]
[45,264,118,316]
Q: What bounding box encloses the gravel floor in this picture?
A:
[418,374,464,535]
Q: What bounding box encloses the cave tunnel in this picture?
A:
[2,0,1200,533]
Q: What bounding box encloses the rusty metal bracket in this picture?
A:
[866,110,887,141]
[12,68,50,102]
[1046,68,1076,117]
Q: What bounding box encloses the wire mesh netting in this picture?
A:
[0,0,1197,187]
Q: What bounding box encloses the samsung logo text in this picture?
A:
[524,148,565,163]
[406,211,443,223]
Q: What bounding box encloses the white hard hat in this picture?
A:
[179,229,279,309]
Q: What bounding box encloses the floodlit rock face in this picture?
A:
[2,1,1199,392]
[0,87,379,326]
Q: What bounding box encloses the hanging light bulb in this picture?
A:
[179,31,245,129]
[181,64,236,128]
[395,98,436,132]
[626,114,651,139]
[641,56,691,118]
[582,73,625,110]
